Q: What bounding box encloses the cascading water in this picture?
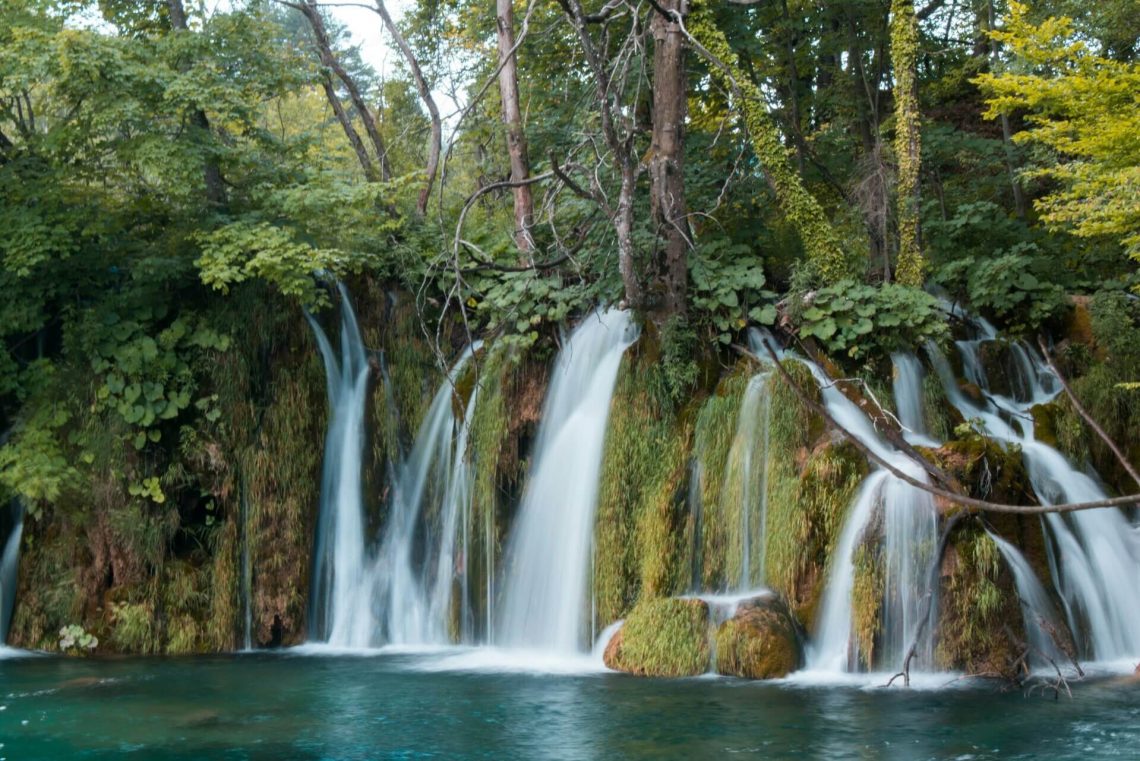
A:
[803,359,938,673]
[722,366,772,589]
[1,499,23,646]
[372,344,479,646]
[928,321,1140,661]
[306,285,371,645]
[986,530,1068,667]
[498,309,639,653]
[891,352,938,447]
[307,284,484,648]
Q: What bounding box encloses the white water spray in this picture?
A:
[1,500,23,644]
[927,317,1140,662]
[498,309,639,653]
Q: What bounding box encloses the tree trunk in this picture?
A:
[320,75,379,182]
[168,0,227,209]
[987,0,1028,218]
[496,0,535,254]
[558,0,643,308]
[297,0,392,181]
[890,0,924,286]
[649,0,689,318]
[373,0,441,216]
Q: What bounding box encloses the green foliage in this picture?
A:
[976,2,1140,261]
[688,240,777,344]
[797,281,948,358]
[936,252,1066,333]
[605,598,711,677]
[690,2,853,282]
[57,623,98,654]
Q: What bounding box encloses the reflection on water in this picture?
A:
[1,652,1138,759]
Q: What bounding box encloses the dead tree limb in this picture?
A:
[736,341,1140,515]
[1037,335,1140,490]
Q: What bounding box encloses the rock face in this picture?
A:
[602,598,711,677]
[714,594,803,679]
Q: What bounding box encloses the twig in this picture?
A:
[1037,335,1140,490]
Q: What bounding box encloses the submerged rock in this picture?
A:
[603,598,711,677]
[714,594,803,679]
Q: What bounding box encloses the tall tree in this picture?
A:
[649,0,690,317]
[890,0,924,285]
[496,0,535,254]
[168,0,228,208]
[289,0,392,182]
[372,0,441,216]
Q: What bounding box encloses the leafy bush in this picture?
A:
[796,280,948,358]
[936,252,1066,333]
[58,624,98,654]
[689,240,776,344]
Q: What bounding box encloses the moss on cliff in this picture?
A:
[691,364,750,592]
[935,526,1021,675]
[604,597,712,677]
[595,345,692,629]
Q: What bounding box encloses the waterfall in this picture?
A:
[373,344,479,646]
[1,499,23,644]
[891,352,938,447]
[928,320,1140,662]
[306,284,371,644]
[498,309,639,653]
[722,368,772,589]
[307,285,483,648]
[803,359,938,672]
[986,530,1068,667]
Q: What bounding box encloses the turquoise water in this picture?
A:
[2,650,1137,760]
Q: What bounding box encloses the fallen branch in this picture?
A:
[1037,335,1140,490]
[735,341,1140,515]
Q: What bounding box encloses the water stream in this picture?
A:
[497,309,639,653]
[1,498,24,645]
[927,315,1140,662]
[306,285,372,645]
[803,356,938,673]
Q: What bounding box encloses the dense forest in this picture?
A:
[1,0,1138,683]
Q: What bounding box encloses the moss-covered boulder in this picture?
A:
[714,594,803,679]
[603,598,711,677]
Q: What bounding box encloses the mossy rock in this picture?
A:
[924,437,1031,505]
[603,598,711,677]
[714,594,803,679]
[1029,402,1060,447]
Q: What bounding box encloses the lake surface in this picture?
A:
[2,647,1137,760]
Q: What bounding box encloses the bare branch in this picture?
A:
[1037,336,1140,490]
[737,341,1140,515]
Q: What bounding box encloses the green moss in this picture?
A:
[595,349,692,628]
[714,597,802,679]
[850,539,883,669]
[922,370,957,442]
[205,514,240,651]
[244,348,326,646]
[763,360,866,625]
[692,363,751,591]
[464,347,510,638]
[110,601,157,654]
[935,527,1020,675]
[605,598,712,677]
